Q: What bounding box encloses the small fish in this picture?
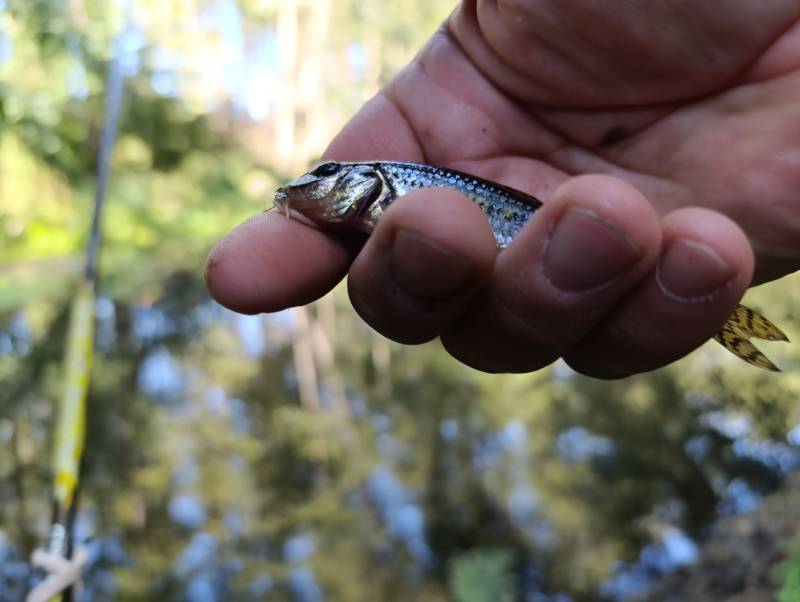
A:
[274,160,789,371]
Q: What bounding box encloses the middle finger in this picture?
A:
[441,175,662,372]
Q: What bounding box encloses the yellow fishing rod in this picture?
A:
[26,38,125,602]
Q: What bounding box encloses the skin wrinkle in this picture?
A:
[372,92,427,163]
[466,5,788,167]
[538,98,751,204]
[493,0,631,95]
[484,1,583,85]
[465,3,622,105]
[657,77,800,275]
[366,92,428,162]
[483,0,593,104]
[733,9,800,83]
[632,5,785,96]
[385,52,456,163]
[457,1,800,106]
[543,143,693,215]
[384,29,586,203]
[446,0,536,103]
[533,103,682,148]
[447,13,694,205]
[449,1,554,105]
[394,27,601,190]
[391,29,558,163]
[538,75,796,223]
[425,31,509,159]
[489,285,605,362]
[400,42,504,161]
[745,19,800,81]
[391,23,702,243]
[393,22,693,211]
[599,126,627,147]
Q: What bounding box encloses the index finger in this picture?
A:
[204,210,351,314]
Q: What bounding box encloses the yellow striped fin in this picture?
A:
[713,303,788,371]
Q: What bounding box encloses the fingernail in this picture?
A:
[391,229,475,302]
[544,208,641,292]
[657,239,734,301]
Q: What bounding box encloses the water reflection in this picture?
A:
[602,527,699,600]
[2,278,798,602]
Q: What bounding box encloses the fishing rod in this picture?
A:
[26,32,126,602]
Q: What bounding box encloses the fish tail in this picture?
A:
[714,303,788,371]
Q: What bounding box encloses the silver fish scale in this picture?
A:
[377,162,539,248]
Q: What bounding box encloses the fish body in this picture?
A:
[274,160,788,371]
[274,161,540,248]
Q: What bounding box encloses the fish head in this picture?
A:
[273,161,383,229]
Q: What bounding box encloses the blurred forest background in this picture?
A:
[2,1,800,601]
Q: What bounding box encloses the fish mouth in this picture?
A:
[272,189,294,221]
[271,190,320,230]
[283,208,319,230]
[273,189,289,211]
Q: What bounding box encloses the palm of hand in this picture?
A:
[346,2,800,284]
[207,2,800,377]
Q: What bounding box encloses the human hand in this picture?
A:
[206,1,800,377]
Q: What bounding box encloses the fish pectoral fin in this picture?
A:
[714,304,788,372]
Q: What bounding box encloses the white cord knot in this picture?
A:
[26,546,89,602]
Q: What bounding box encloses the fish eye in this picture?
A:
[310,162,342,177]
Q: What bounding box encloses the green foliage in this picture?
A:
[449,548,514,602]
[778,545,800,602]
